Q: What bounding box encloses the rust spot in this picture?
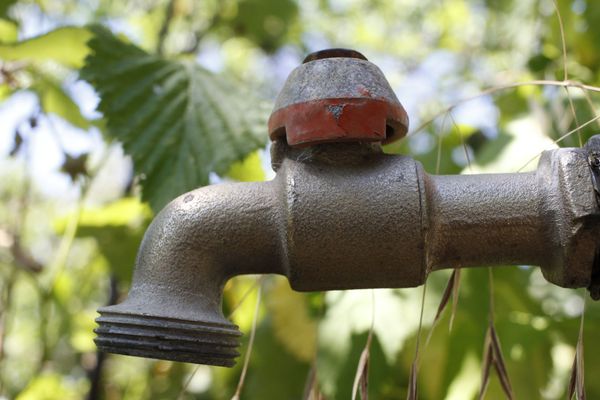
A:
[326,104,345,121]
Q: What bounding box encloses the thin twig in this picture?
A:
[579,88,600,129]
[182,3,225,54]
[351,290,376,400]
[552,0,568,82]
[515,113,600,172]
[565,87,583,147]
[0,267,18,394]
[86,275,118,400]
[449,112,472,173]
[177,276,266,400]
[410,79,600,137]
[552,0,584,147]
[406,284,428,400]
[302,360,318,400]
[568,292,587,400]
[435,114,448,175]
[157,0,176,55]
[488,268,495,323]
[227,276,266,318]
[35,144,113,370]
[231,284,263,400]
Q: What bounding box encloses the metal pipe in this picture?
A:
[426,172,545,270]
[94,49,600,367]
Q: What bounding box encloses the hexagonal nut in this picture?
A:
[537,147,600,288]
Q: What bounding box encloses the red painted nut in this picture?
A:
[268,49,409,147]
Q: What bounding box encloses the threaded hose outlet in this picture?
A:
[94,308,241,367]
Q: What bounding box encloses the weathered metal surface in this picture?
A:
[95,49,600,367]
[268,52,409,146]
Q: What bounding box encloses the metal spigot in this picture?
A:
[94,49,600,367]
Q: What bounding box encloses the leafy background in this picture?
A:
[1,0,600,399]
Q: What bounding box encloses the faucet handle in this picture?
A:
[268,48,409,147]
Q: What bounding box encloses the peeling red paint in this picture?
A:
[268,97,408,146]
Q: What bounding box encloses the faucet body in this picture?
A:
[96,139,600,366]
[95,49,600,367]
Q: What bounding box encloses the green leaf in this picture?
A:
[231,0,299,52]
[0,83,12,102]
[0,0,17,20]
[0,18,17,43]
[81,25,269,211]
[55,198,152,283]
[15,372,84,400]
[0,26,91,68]
[34,77,90,130]
[226,150,266,182]
[266,278,316,362]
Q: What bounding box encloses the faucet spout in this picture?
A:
[95,181,284,366]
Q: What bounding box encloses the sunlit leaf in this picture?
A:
[15,373,84,400]
[0,27,91,68]
[226,150,266,182]
[0,83,12,101]
[81,25,268,210]
[55,198,152,283]
[70,310,97,353]
[0,18,17,42]
[267,278,317,362]
[34,78,91,130]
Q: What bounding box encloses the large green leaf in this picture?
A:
[81,25,268,211]
[0,27,91,68]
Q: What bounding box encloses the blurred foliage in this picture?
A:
[1,0,600,399]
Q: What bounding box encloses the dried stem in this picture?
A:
[351,290,376,400]
[406,284,427,400]
[231,283,263,400]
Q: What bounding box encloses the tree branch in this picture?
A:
[157,0,176,55]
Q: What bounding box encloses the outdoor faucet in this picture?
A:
[95,49,600,367]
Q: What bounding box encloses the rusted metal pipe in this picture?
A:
[95,49,600,367]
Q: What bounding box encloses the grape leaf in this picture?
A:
[80,25,268,211]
